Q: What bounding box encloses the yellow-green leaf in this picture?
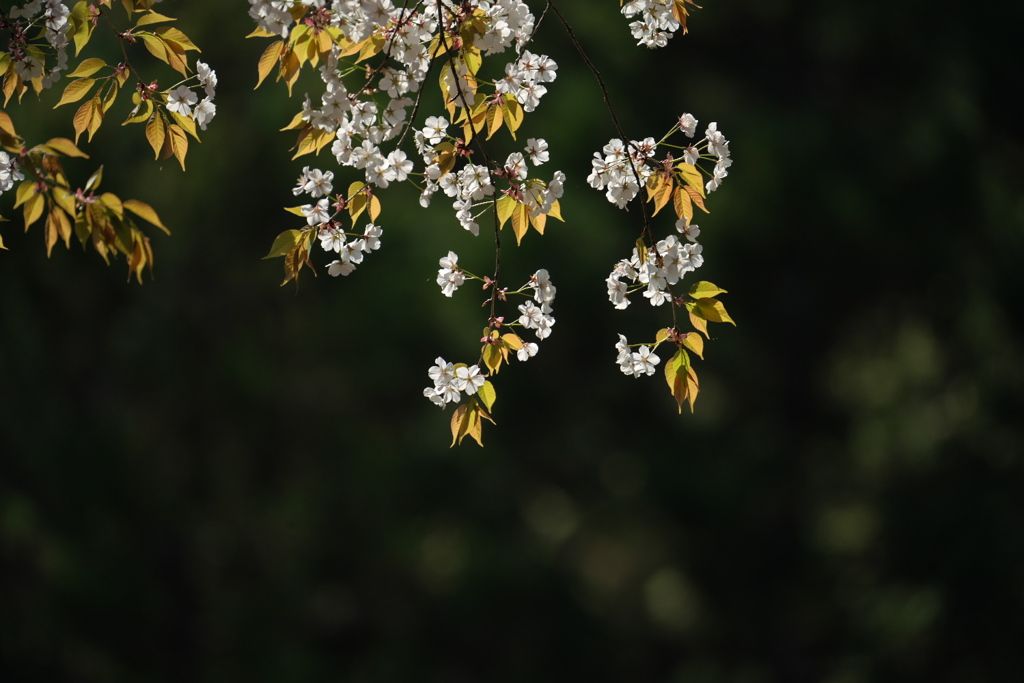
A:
[167,123,188,170]
[510,202,528,245]
[482,344,503,375]
[495,194,515,228]
[23,193,44,230]
[153,26,200,52]
[635,237,649,267]
[122,99,154,125]
[686,301,710,338]
[477,381,496,412]
[99,192,123,217]
[72,96,92,143]
[42,137,89,158]
[145,113,165,159]
[688,281,728,299]
[675,162,705,198]
[135,11,176,27]
[65,58,107,79]
[684,185,709,213]
[85,93,103,141]
[84,165,102,191]
[664,348,691,414]
[681,332,704,359]
[673,187,693,222]
[546,200,564,222]
[501,333,524,351]
[369,194,381,222]
[256,40,284,89]
[263,229,303,259]
[124,198,169,234]
[14,180,35,209]
[485,103,502,139]
[695,297,736,326]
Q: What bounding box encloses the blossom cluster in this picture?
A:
[615,334,661,378]
[0,151,25,195]
[607,229,703,309]
[518,268,556,340]
[165,61,218,131]
[423,357,486,408]
[291,166,384,277]
[3,0,72,88]
[251,2,566,273]
[589,115,731,210]
[158,62,219,134]
[620,0,686,48]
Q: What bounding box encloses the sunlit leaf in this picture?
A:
[66,58,106,78]
[501,333,524,351]
[673,186,693,222]
[482,342,502,374]
[145,113,165,159]
[675,162,705,197]
[135,11,175,27]
[664,348,691,414]
[42,137,88,158]
[684,185,709,213]
[511,203,528,245]
[681,332,704,359]
[263,229,302,259]
[124,199,169,234]
[167,123,188,170]
[256,40,284,89]
[477,381,496,412]
[688,281,728,299]
[695,297,736,326]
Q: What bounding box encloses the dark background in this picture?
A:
[2,1,1023,681]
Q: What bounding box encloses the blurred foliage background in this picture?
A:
[2,1,1023,681]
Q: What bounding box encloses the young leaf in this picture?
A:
[0,109,16,137]
[477,381,496,412]
[695,298,736,326]
[501,333,524,351]
[85,93,103,141]
[675,162,705,197]
[122,99,154,125]
[684,185,709,213]
[681,332,704,360]
[23,193,44,230]
[510,202,529,245]
[256,40,284,89]
[135,11,176,27]
[42,137,89,158]
[685,366,700,412]
[65,58,107,78]
[167,124,188,170]
[673,186,693,222]
[145,113,165,159]
[482,344,503,375]
[153,26,201,52]
[495,195,515,228]
[123,199,169,234]
[72,97,92,143]
[263,229,302,259]
[687,303,710,338]
[664,348,691,414]
[688,281,728,299]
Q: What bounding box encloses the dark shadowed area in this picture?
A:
[2,1,1023,681]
